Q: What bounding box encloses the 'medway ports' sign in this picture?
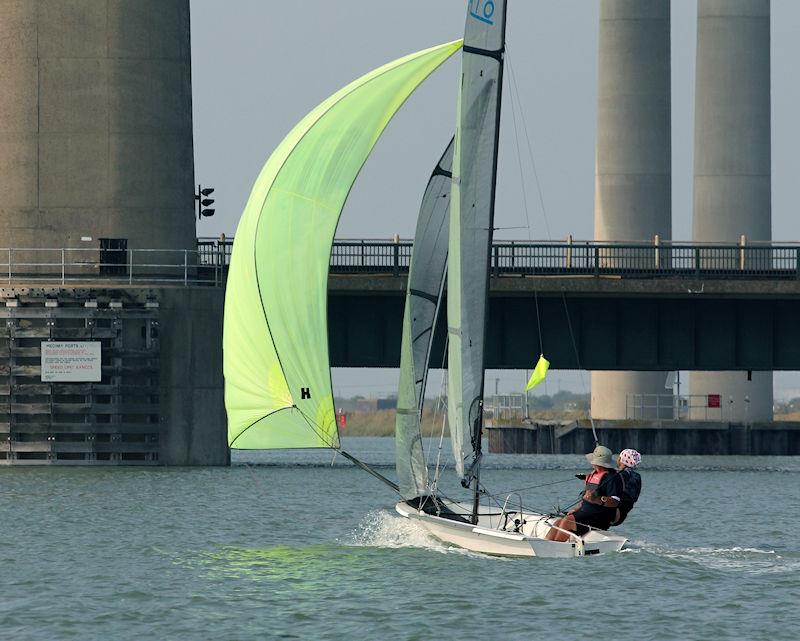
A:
[41,342,102,382]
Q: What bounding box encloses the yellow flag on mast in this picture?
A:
[526,355,550,390]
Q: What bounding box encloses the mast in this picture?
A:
[448,0,507,524]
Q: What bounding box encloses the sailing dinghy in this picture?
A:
[223,6,626,559]
[392,0,626,557]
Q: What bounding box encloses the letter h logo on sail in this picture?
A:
[469,0,495,25]
[300,387,311,400]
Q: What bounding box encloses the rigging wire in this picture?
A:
[506,55,544,356]
[293,404,401,493]
[506,50,599,445]
[506,51,553,239]
[431,397,450,493]
[484,476,577,497]
[428,335,451,493]
[422,333,448,464]
[476,480,574,520]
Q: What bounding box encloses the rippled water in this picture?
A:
[1,438,798,641]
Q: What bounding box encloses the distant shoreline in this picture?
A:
[337,408,589,437]
[339,407,800,437]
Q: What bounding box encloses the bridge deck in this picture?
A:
[195,238,800,371]
[328,274,800,371]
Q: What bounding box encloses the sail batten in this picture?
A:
[395,137,455,499]
[224,40,462,450]
[448,1,507,486]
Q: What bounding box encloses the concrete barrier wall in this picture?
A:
[487,422,800,456]
[159,287,228,465]
[0,285,228,466]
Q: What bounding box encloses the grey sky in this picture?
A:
[191,0,800,242]
[190,1,800,399]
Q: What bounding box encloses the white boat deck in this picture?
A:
[396,499,627,558]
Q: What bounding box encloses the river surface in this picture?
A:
[1,437,798,641]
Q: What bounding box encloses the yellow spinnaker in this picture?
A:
[223,40,462,449]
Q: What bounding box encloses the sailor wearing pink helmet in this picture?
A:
[611,448,642,526]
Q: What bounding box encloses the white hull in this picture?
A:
[395,500,627,558]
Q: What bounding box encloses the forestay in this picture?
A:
[395,138,454,499]
[224,40,462,450]
[448,0,507,484]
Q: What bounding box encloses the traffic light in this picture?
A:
[195,185,215,219]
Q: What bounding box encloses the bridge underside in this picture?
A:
[328,276,800,370]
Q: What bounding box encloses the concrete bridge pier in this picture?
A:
[691,0,772,421]
[591,372,671,422]
[0,1,229,464]
[592,0,672,420]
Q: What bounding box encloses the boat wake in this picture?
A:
[624,540,800,574]
[349,510,488,558]
[350,510,445,551]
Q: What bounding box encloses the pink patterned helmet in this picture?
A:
[619,449,642,468]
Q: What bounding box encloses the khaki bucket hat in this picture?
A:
[585,445,615,469]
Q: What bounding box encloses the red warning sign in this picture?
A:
[707,394,721,408]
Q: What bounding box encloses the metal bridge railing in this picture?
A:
[626,393,749,423]
[330,240,413,275]
[198,236,800,280]
[197,237,232,268]
[490,238,800,278]
[0,247,224,286]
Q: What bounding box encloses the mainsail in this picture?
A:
[224,40,462,449]
[395,138,454,499]
[448,0,507,492]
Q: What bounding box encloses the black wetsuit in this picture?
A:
[613,468,642,526]
[571,469,623,536]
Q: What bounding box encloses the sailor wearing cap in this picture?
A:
[545,445,624,542]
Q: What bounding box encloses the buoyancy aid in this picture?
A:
[584,469,609,496]
[580,468,621,513]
